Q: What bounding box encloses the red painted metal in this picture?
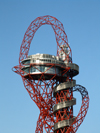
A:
[19,15,72,64]
[13,15,89,133]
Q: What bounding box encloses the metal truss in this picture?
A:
[13,15,89,133]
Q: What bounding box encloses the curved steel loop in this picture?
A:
[68,85,89,133]
[73,84,89,99]
[19,15,72,65]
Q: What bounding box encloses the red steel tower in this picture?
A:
[13,15,89,133]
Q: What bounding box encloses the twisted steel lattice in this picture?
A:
[13,15,89,133]
[19,15,72,64]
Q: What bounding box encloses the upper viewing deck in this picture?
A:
[21,53,66,66]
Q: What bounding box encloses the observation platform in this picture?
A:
[21,53,79,80]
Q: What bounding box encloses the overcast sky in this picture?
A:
[0,0,100,133]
